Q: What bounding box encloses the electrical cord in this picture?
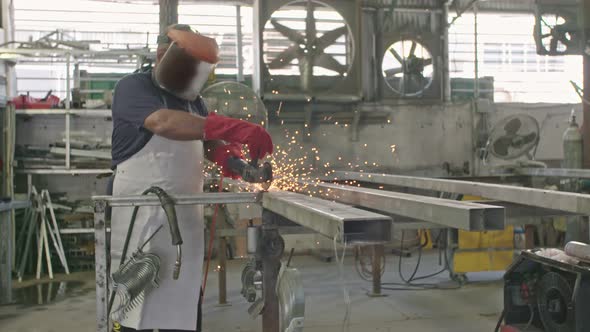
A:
[494,309,505,332]
[334,234,351,332]
[382,229,461,291]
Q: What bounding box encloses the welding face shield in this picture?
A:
[153,29,220,101]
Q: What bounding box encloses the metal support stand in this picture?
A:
[367,244,386,297]
[0,210,12,304]
[261,209,284,332]
[94,200,108,332]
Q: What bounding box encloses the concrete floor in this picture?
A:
[0,252,504,332]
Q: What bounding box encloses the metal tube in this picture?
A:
[300,181,505,231]
[15,109,111,116]
[473,3,479,99]
[371,244,383,296]
[442,1,452,102]
[247,221,259,255]
[159,0,179,35]
[334,171,590,215]
[251,0,263,94]
[261,210,281,332]
[262,191,392,244]
[17,169,113,175]
[515,167,590,179]
[94,201,109,332]
[0,48,153,57]
[236,5,244,82]
[65,53,71,169]
[0,211,12,304]
[92,192,261,207]
[584,0,590,168]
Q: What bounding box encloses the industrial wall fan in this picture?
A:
[262,0,356,94]
[484,114,540,162]
[382,39,434,97]
[534,0,583,55]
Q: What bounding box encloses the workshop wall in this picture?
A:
[14,102,581,250]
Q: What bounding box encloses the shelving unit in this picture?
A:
[3,47,152,176]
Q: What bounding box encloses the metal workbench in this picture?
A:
[92,190,392,332]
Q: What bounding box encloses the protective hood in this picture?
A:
[153,30,219,101]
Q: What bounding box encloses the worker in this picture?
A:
[109,24,273,332]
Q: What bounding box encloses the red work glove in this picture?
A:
[212,143,243,179]
[204,113,273,160]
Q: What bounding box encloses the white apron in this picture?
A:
[110,130,204,330]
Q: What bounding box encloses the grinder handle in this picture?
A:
[149,186,183,246]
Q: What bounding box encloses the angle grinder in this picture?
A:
[227,157,273,190]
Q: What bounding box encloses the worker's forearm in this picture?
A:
[144,109,206,141]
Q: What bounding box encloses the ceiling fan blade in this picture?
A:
[423,58,433,66]
[504,118,522,135]
[409,41,417,56]
[306,0,317,43]
[384,67,403,77]
[271,19,305,44]
[268,45,302,69]
[314,53,347,74]
[315,25,347,51]
[542,33,552,38]
[389,48,404,65]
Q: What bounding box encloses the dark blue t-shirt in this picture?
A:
[110,71,208,168]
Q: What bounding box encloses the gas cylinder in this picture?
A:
[563,111,583,169]
[562,111,586,242]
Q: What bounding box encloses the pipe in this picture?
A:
[236,5,244,82]
[442,0,452,102]
[473,3,479,100]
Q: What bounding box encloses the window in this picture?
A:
[13,0,252,98]
[449,13,582,103]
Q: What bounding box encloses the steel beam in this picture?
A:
[334,171,590,215]
[262,191,391,243]
[300,182,504,231]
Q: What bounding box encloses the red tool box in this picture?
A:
[11,90,60,109]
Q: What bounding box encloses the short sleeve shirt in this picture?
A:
[110,71,208,168]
